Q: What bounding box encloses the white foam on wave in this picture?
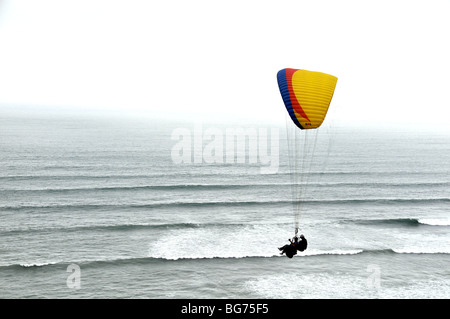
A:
[393,247,450,254]
[147,223,365,260]
[303,249,363,256]
[147,219,449,260]
[418,218,450,226]
[148,224,276,260]
[19,261,60,268]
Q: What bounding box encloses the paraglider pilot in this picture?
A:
[278,234,307,258]
[297,234,307,252]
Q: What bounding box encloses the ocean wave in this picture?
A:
[2,248,448,270]
[147,249,366,261]
[0,251,359,269]
[0,174,168,181]
[0,222,244,235]
[344,217,450,227]
[2,197,449,212]
[1,170,447,181]
[0,201,288,211]
[0,184,257,193]
[2,180,450,193]
[147,248,450,261]
[2,216,448,237]
[392,248,450,254]
[0,261,64,269]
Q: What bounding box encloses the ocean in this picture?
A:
[0,109,449,299]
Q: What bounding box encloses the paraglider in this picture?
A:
[278,234,308,258]
[276,68,337,257]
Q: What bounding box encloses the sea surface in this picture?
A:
[0,109,449,299]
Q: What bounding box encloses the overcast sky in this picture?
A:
[0,0,449,129]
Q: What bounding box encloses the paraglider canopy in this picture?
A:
[277,68,337,130]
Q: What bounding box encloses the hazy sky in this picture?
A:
[1,0,449,128]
